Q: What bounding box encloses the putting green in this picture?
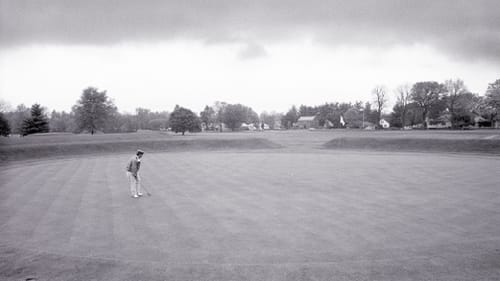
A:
[1,151,499,280]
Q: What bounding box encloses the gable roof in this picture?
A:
[297,116,316,122]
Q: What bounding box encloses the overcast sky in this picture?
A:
[1,0,499,114]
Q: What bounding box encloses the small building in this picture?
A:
[474,116,492,128]
[296,116,319,129]
[427,117,451,129]
[240,123,257,131]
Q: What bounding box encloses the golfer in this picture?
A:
[126,149,144,198]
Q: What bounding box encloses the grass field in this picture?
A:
[1,130,500,280]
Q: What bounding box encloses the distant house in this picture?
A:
[296,116,319,129]
[474,116,491,128]
[240,123,257,131]
[427,116,451,129]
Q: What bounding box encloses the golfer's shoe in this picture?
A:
[132,194,139,198]
[138,193,144,197]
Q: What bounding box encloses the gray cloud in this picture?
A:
[1,0,499,61]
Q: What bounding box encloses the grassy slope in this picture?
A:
[324,137,500,154]
[1,129,500,163]
[0,132,281,163]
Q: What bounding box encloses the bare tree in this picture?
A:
[372,85,388,128]
[485,79,500,128]
[395,83,411,129]
[0,99,12,113]
[444,79,467,128]
[213,101,227,132]
[135,107,151,130]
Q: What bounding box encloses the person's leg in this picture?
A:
[137,174,143,196]
[128,172,138,197]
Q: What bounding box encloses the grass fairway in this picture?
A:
[1,131,500,280]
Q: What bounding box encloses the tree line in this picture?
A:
[0,87,170,136]
[280,78,500,130]
[0,78,499,137]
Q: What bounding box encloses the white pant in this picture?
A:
[127,172,142,196]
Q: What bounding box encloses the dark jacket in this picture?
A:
[126,156,141,176]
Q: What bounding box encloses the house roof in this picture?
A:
[297,116,316,122]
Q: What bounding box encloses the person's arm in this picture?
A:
[126,158,133,172]
[132,159,138,178]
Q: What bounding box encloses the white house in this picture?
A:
[240,123,257,131]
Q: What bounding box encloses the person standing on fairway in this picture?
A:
[126,149,144,198]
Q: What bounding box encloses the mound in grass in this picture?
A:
[323,137,500,155]
[0,138,281,163]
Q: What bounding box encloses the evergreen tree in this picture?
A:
[0,112,11,137]
[21,104,49,136]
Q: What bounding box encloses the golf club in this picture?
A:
[141,180,152,196]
